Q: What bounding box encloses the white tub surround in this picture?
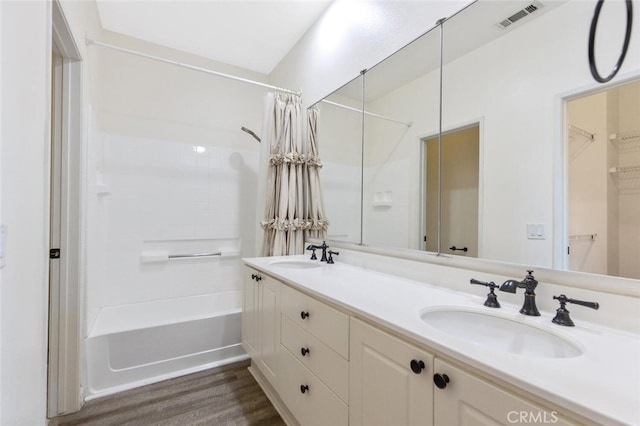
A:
[244,253,640,426]
[85,292,247,399]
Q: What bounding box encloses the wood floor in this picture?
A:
[49,360,285,426]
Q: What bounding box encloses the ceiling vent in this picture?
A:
[497,1,544,29]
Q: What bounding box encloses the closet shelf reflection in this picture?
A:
[610,130,640,152]
[609,164,640,179]
[569,233,597,241]
[569,124,595,141]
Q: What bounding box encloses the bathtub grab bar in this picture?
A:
[168,252,221,259]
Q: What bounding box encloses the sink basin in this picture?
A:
[420,308,583,359]
[270,259,321,269]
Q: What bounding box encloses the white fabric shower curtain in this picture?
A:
[260,93,306,256]
[305,106,329,239]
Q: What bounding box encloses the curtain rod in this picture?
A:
[85,38,301,96]
[320,99,412,127]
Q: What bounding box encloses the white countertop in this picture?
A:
[244,255,640,426]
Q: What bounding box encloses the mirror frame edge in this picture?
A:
[307,238,640,298]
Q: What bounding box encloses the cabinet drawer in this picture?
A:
[281,284,349,359]
[281,314,349,403]
[279,345,348,426]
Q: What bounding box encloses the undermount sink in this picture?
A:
[270,259,321,269]
[420,308,583,359]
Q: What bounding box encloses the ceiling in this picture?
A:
[95,0,334,75]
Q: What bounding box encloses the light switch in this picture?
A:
[527,223,545,240]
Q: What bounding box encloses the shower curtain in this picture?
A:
[260,93,306,256]
[305,106,329,239]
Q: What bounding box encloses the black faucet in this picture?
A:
[499,270,540,316]
[306,241,330,262]
[305,244,319,260]
[319,241,329,262]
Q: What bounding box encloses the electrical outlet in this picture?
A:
[527,223,545,240]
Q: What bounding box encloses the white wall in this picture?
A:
[0,2,51,424]
[441,0,640,266]
[315,94,364,242]
[270,0,470,108]
[363,73,440,249]
[310,0,640,268]
[84,31,269,333]
[0,3,3,421]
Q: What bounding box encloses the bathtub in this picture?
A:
[84,291,247,399]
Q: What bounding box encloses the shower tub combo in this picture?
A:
[84,291,246,399]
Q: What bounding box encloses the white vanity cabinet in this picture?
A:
[433,359,577,426]
[241,267,281,384]
[350,317,434,426]
[242,261,603,426]
[277,284,350,426]
[350,318,580,426]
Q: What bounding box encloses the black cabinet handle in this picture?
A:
[300,384,309,394]
[300,311,310,320]
[251,273,262,281]
[433,373,450,389]
[301,347,310,357]
[410,359,425,374]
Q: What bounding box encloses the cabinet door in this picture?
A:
[241,268,259,358]
[434,359,576,426]
[350,318,434,426]
[257,273,280,383]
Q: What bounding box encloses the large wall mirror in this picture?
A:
[312,75,364,245]
[313,0,640,282]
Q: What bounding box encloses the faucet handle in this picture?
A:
[327,250,339,264]
[305,244,317,260]
[470,279,500,308]
[552,294,599,326]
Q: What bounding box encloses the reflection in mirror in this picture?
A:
[424,124,480,257]
[567,79,640,280]
[312,75,364,244]
[361,25,441,250]
[440,0,638,273]
[314,0,640,286]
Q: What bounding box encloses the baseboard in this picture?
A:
[247,363,298,426]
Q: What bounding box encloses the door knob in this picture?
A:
[433,373,450,389]
[410,359,425,374]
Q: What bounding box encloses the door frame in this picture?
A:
[48,0,83,417]
[419,118,484,256]
[554,69,640,270]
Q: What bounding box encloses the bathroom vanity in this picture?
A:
[242,252,640,426]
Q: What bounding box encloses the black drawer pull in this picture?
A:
[301,347,310,356]
[300,311,310,320]
[410,359,425,374]
[434,373,450,389]
[300,384,309,394]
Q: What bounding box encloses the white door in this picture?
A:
[241,268,260,358]
[425,125,480,257]
[433,359,576,425]
[350,318,433,426]
[257,274,280,382]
